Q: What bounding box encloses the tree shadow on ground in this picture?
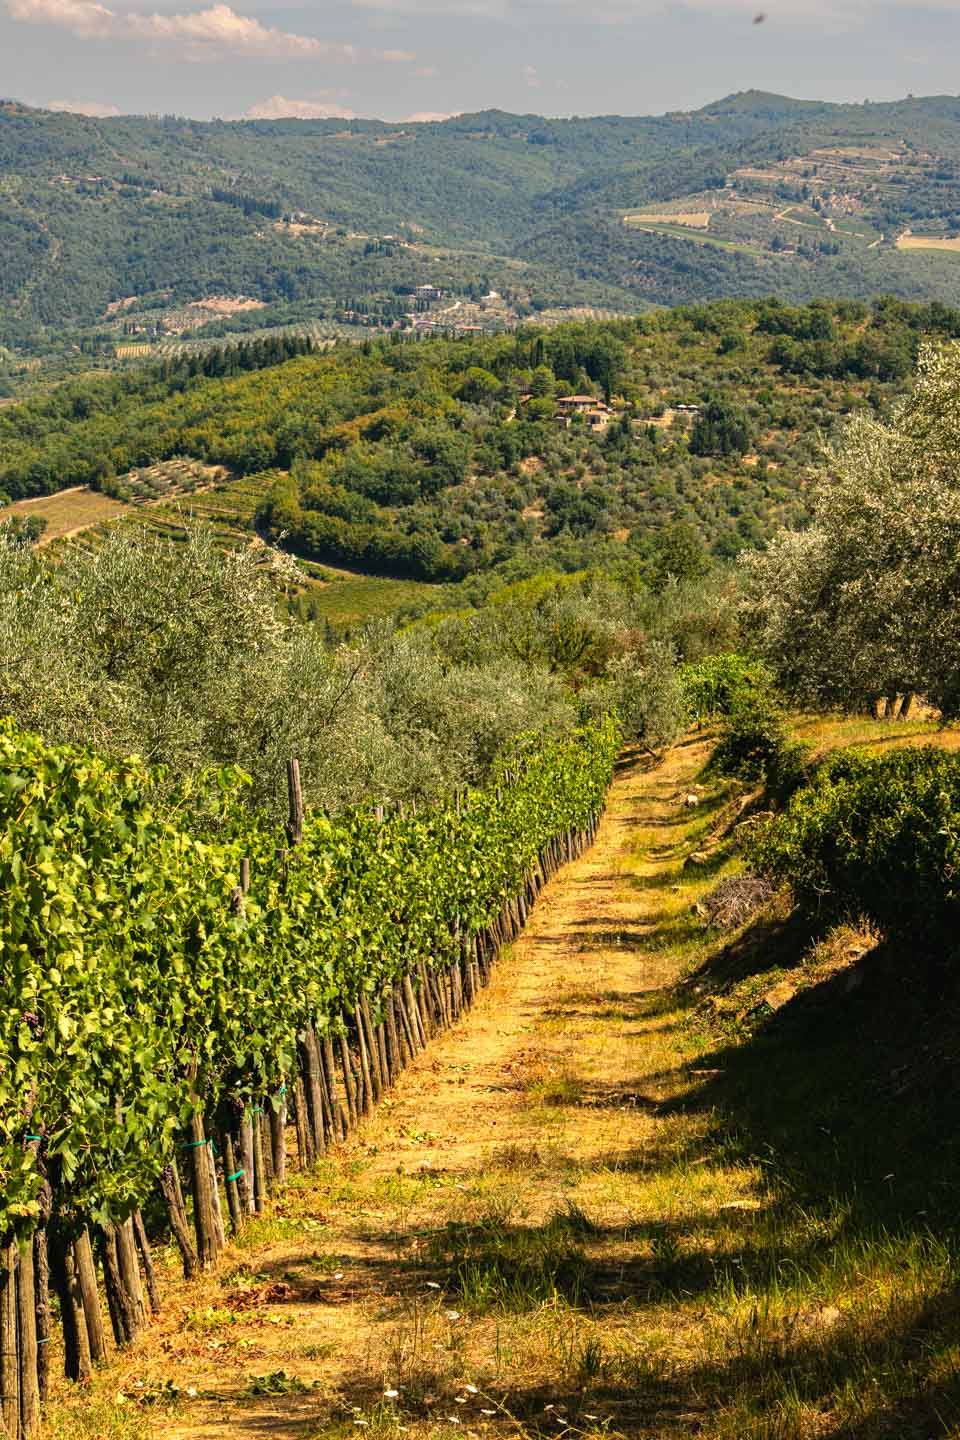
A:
[195,902,960,1439]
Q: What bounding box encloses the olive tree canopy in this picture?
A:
[741,343,960,717]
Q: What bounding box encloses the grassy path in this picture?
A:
[50,733,960,1440]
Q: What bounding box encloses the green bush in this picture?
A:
[679,652,773,723]
[745,745,960,950]
[709,690,808,802]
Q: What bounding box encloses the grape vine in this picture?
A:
[0,713,618,1240]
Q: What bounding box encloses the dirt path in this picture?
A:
[55,738,741,1440]
[47,723,960,1440]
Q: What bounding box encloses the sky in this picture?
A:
[1,0,959,124]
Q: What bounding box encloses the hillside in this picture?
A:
[2,298,955,620]
[6,91,960,373]
[6,325,960,1440]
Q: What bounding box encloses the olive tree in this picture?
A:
[741,343,960,718]
[0,523,582,820]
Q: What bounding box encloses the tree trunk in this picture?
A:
[133,1212,161,1315]
[299,1029,326,1158]
[321,1036,348,1141]
[0,1241,19,1438]
[269,1092,287,1190]
[100,1224,138,1348]
[238,1120,256,1216]
[251,1113,267,1214]
[159,1163,198,1279]
[222,1132,246,1234]
[415,963,435,1038]
[53,1235,92,1381]
[116,1219,146,1335]
[292,1076,313,1170]
[206,1143,227,1251]
[385,991,404,1074]
[402,975,425,1051]
[359,997,385,1098]
[353,1003,376,1114]
[32,1230,50,1405]
[338,1031,359,1130]
[186,1116,218,1266]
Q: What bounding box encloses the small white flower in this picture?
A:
[384,1390,400,1399]
[445,1310,461,1320]
[464,1385,478,1394]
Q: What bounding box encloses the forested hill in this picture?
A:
[6,91,960,352]
[3,297,957,587]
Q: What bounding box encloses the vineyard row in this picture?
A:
[0,716,620,1438]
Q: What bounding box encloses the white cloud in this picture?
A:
[9,0,115,35]
[7,0,355,57]
[351,0,506,12]
[406,110,457,121]
[522,62,539,87]
[244,94,357,118]
[46,97,121,114]
[380,46,416,60]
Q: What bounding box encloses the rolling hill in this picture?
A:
[4,295,956,631]
[5,90,960,373]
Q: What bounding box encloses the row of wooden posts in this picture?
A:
[0,761,601,1440]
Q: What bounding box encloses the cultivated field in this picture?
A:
[1,485,127,542]
[896,233,960,252]
[624,210,712,229]
[42,713,960,1440]
[119,458,230,505]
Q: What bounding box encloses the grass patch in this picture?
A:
[48,1399,154,1440]
[526,1068,587,1108]
[428,1208,593,1313]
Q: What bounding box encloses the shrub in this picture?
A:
[679,652,773,723]
[745,745,960,952]
[709,690,808,800]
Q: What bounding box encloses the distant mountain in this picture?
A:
[4,91,960,354]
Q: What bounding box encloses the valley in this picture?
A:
[6,90,960,396]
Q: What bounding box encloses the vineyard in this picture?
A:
[0,715,618,1440]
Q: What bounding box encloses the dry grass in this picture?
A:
[2,484,127,541]
[624,211,712,229]
[896,234,960,252]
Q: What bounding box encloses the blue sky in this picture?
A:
[1,0,958,122]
